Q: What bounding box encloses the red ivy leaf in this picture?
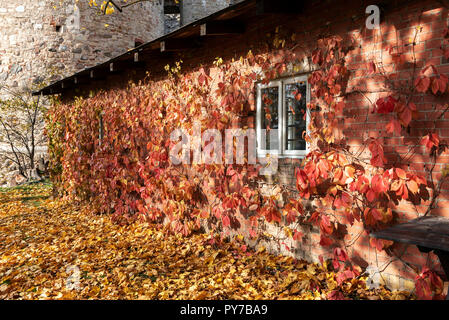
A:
[333,247,348,262]
[415,76,430,93]
[368,61,377,74]
[368,139,387,167]
[386,119,402,135]
[369,237,384,251]
[395,167,407,180]
[222,215,230,227]
[335,101,345,114]
[312,49,323,65]
[406,179,419,194]
[415,266,444,300]
[293,230,303,241]
[320,215,334,235]
[421,133,440,152]
[375,96,396,114]
[327,290,347,300]
[319,234,333,246]
[398,106,412,126]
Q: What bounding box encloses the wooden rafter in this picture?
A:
[160,38,202,52]
[200,20,245,36]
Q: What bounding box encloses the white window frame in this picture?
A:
[256,75,310,159]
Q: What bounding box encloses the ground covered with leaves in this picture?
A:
[0,183,413,300]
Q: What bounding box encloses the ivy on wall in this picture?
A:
[46,26,449,299]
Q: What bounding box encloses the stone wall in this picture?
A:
[0,0,247,100]
[180,0,243,25]
[165,0,245,33]
[0,0,247,185]
[0,0,164,92]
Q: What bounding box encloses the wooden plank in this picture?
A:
[109,60,146,73]
[256,0,304,14]
[90,68,108,80]
[73,75,90,85]
[373,225,449,241]
[49,87,63,95]
[373,229,449,249]
[372,216,449,252]
[141,51,175,62]
[200,20,245,36]
[60,78,77,90]
[160,38,202,52]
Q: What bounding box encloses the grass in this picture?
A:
[0,178,52,192]
[0,178,52,207]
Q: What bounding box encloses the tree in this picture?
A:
[88,0,164,15]
[0,87,47,180]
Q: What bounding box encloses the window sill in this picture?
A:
[257,153,307,160]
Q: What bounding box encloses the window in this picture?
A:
[99,113,104,146]
[256,75,310,158]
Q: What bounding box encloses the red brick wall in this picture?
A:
[341,0,449,289]
[63,0,449,291]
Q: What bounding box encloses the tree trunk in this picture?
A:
[28,168,42,181]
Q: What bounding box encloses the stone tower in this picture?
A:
[0,0,247,92]
[164,0,244,33]
[0,0,164,185]
[0,0,164,93]
[180,0,242,25]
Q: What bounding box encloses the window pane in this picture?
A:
[285,82,307,151]
[261,86,279,150]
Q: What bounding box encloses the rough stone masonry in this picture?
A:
[0,0,244,185]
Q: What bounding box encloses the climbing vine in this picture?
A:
[46,25,449,299]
